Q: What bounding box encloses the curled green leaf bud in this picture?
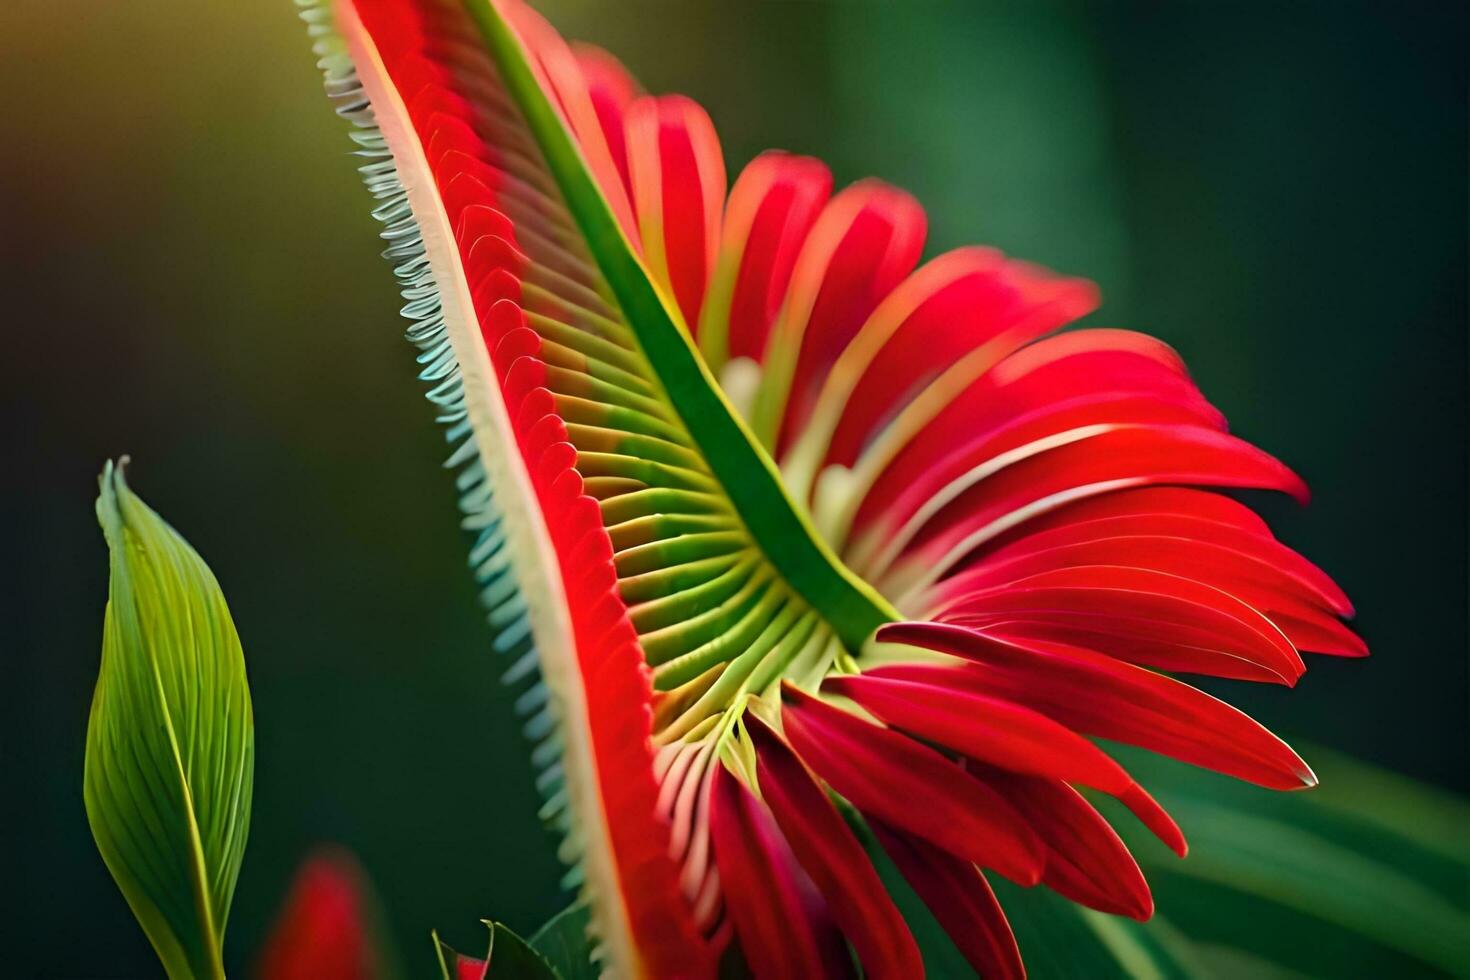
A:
[85,459,254,979]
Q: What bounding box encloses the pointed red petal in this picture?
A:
[1268,608,1370,657]
[949,528,1351,618]
[746,712,923,979]
[870,425,1308,584]
[874,621,1316,790]
[971,768,1155,920]
[496,0,639,237]
[570,43,638,199]
[779,683,1044,884]
[709,763,855,980]
[948,488,1360,657]
[824,672,1136,792]
[826,671,1186,856]
[870,820,1026,980]
[770,182,926,453]
[942,564,1304,684]
[852,330,1225,534]
[706,152,833,365]
[626,94,726,330]
[1116,782,1189,858]
[977,486,1275,553]
[254,849,383,980]
[825,250,1098,469]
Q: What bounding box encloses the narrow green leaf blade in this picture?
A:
[990,882,1203,980]
[1111,744,1470,977]
[84,460,254,979]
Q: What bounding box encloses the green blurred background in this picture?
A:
[4,1,1464,976]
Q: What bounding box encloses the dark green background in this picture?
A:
[4,1,1464,976]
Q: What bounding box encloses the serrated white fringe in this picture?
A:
[297,0,582,884]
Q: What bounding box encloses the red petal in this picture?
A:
[852,330,1223,535]
[958,487,1359,656]
[870,821,1026,980]
[571,43,639,199]
[824,250,1098,469]
[707,152,833,365]
[780,683,1044,884]
[874,622,1316,790]
[746,712,923,979]
[943,564,1304,684]
[497,0,640,237]
[761,182,926,452]
[626,95,726,330]
[825,672,1136,792]
[983,486,1275,545]
[950,515,1352,618]
[254,849,383,980]
[709,763,855,979]
[825,672,1185,856]
[868,425,1308,586]
[1268,608,1369,657]
[970,768,1155,920]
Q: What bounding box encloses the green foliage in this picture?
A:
[1113,744,1470,978]
[991,884,1202,980]
[845,752,1470,978]
[84,460,254,979]
[528,904,597,980]
[434,909,594,980]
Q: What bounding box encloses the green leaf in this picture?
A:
[435,920,564,980]
[992,882,1203,980]
[528,903,597,980]
[429,928,482,980]
[432,929,469,980]
[1188,944,1312,980]
[1109,743,1470,977]
[84,459,254,979]
[488,921,563,978]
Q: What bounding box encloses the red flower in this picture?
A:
[309,0,1363,975]
[255,848,386,980]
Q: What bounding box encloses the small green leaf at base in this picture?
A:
[528,903,596,980]
[84,459,254,979]
[435,919,566,979]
